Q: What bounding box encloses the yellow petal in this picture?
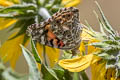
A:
[62,0,80,7]
[37,44,60,68]
[11,0,20,4]
[91,61,119,80]
[59,54,95,72]
[87,39,100,54]
[79,41,85,55]
[0,18,17,30]
[36,43,43,70]
[91,62,106,80]
[36,43,43,61]
[46,46,60,67]
[0,0,14,6]
[81,28,95,41]
[0,0,17,30]
[0,33,29,68]
[91,55,101,64]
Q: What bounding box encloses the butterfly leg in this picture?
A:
[71,45,80,56]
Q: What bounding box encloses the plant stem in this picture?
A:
[80,70,89,80]
[43,45,48,66]
[73,72,80,80]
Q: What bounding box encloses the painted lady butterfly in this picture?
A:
[27,7,82,51]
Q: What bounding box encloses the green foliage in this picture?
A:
[86,1,120,78]
[30,39,41,63]
[19,39,74,80]
[0,62,28,80]
[41,64,59,80]
[20,45,41,80]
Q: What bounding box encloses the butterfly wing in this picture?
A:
[50,7,82,49]
[27,7,82,50]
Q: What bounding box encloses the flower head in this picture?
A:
[59,1,120,80]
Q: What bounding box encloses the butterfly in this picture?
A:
[27,7,82,51]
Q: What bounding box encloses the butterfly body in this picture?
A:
[27,7,82,50]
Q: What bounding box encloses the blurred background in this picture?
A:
[0,0,120,74]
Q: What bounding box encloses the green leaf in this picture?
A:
[9,18,35,40]
[0,63,5,79]
[8,25,26,40]
[0,12,36,19]
[38,0,45,6]
[31,38,42,64]
[34,15,43,23]
[21,0,36,3]
[96,52,110,59]
[9,19,26,31]
[41,64,59,80]
[0,4,37,19]
[22,34,29,45]
[85,20,95,32]
[93,10,107,36]
[55,0,62,4]
[0,4,36,13]
[50,5,61,13]
[103,40,119,45]
[0,62,28,80]
[64,70,72,80]
[73,72,80,80]
[2,68,28,80]
[106,59,116,69]
[51,0,61,5]
[20,45,41,80]
[43,0,49,6]
[90,42,109,48]
[53,68,65,80]
[62,50,72,59]
[80,71,89,80]
[0,11,36,19]
[95,1,116,38]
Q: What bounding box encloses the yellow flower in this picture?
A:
[59,28,120,80]
[36,43,60,68]
[0,0,13,6]
[91,62,106,80]
[58,28,101,72]
[0,32,29,68]
[59,53,98,72]
[0,0,81,69]
[62,0,81,7]
[91,62,120,80]
[0,0,17,30]
[0,18,17,30]
[81,28,96,41]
